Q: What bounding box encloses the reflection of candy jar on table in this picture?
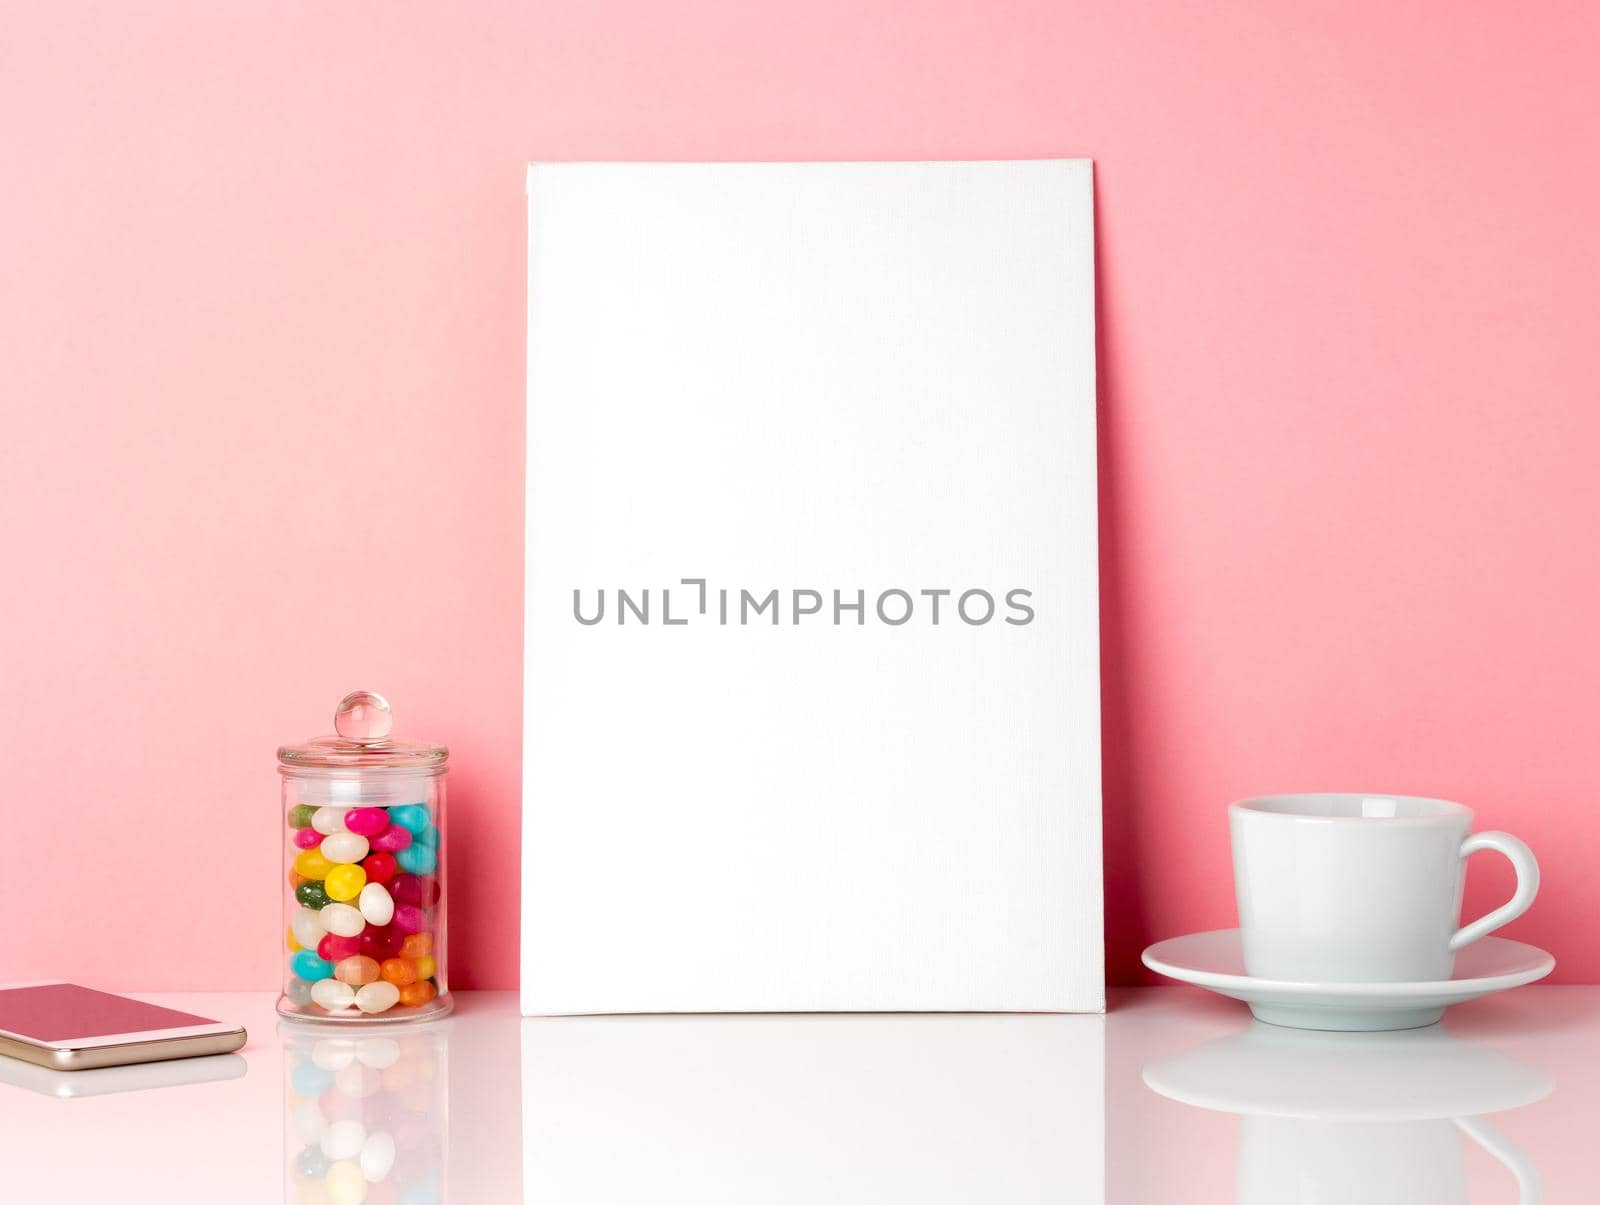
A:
[283,1020,449,1205]
[279,691,452,1023]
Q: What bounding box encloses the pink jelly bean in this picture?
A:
[392,904,427,934]
[390,875,440,907]
[369,824,412,853]
[344,807,390,837]
[317,933,361,961]
[293,827,322,850]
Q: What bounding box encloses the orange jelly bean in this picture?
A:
[379,957,419,987]
[334,955,381,986]
[398,981,437,1008]
[400,932,433,959]
[288,869,308,890]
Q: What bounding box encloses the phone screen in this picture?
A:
[0,984,218,1042]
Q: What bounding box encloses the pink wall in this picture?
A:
[2,2,1597,991]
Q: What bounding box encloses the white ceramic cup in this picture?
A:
[1230,794,1539,985]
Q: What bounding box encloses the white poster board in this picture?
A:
[523,160,1101,1013]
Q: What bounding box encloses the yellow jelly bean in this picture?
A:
[287,927,303,952]
[413,954,436,982]
[324,863,367,903]
[294,848,335,880]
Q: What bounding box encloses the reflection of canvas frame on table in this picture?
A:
[523,159,1102,1015]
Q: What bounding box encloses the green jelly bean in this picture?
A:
[288,804,316,829]
[296,881,331,910]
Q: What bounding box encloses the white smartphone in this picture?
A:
[0,982,246,1071]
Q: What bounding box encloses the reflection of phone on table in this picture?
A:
[0,982,245,1070]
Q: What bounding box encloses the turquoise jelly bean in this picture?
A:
[290,1062,335,1097]
[290,950,335,981]
[414,824,439,850]
[396,843,437,875]
[389,803,431,834]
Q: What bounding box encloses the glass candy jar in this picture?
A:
[279,691,452,1023]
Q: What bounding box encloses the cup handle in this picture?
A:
[1450,832,1540,951]
[1453,1116,1543,1204]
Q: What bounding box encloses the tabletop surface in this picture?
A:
[0,985,1592,1203]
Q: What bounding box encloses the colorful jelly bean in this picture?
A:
[388,803,431,834]
[320,902,366,937]
[379,958,418,987]
[286,977,314,1008]
[318,933,361,962]
[344,807,390,837]
[360,923,404,961]
[291,950,336,981]
[294,827,324,850]
[355,981,400,1014]
[287,926,303,952]
[413,825,439,850]
[359,882,395,926]
[397,981,437,1008]
[362,852,398,885]
[312,807,351,836]
[294,1146,329,1180]
[289,869,309,890]
[370,824,412,853]
[325,863,367,902]
[324,1159,366,1205]
[335,955,382,986]
[391,904,426,934]
[390,876,440,907]
[395,844,436,875]
[291,1062,336,1101]
[321,831,370,864]
[399,932,432,959]
[296,880,332,909]
[296,848,337,880]
[288,804,317,829]
[413,955,436,982]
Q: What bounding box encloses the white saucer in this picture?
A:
[1141,929,1555,1031]
[1142,1022,1553,1120]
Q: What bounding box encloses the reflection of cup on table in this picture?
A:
[1231,794,1538,1028]
[1144,1021,1551,1205]
[281,1020,448,1204]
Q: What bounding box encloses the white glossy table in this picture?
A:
[1,986,1591,1202]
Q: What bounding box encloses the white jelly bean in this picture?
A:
[320,831,369,864]
[358,882,394,926]
[336,1061,381,1099]
[320,902,365,937]
[311,980,356,1012]
[292,1099,327,1146]
[312,806,350,835]
[355,1037,400,1069]
[291,907,326,950]
[354,980,400,1014]
[311,1038,357,1071]
[359,1131,396,1183]
[320,1118,366,1161]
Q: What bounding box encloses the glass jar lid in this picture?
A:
[277,690,448,774]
